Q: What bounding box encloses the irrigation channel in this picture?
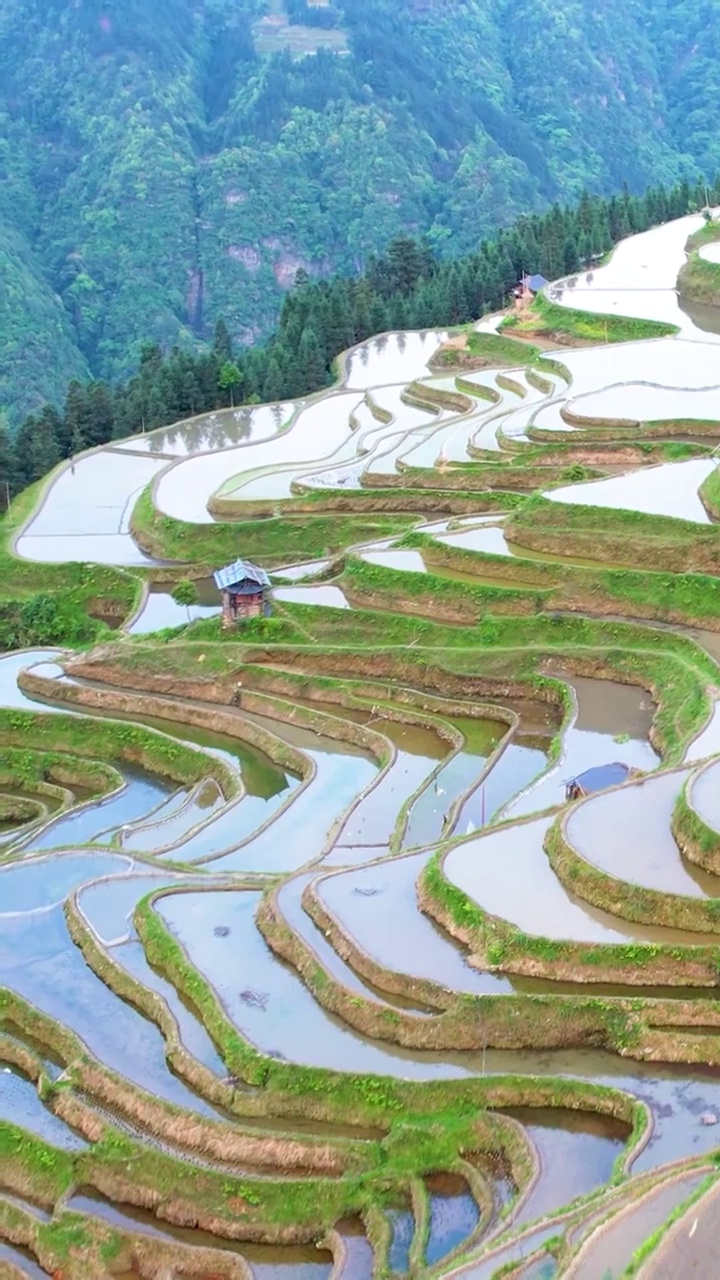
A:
[8,212,720,1278]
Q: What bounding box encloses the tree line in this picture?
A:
[1,174,717,506]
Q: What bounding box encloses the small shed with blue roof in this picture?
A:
[564,762,634,802]
[213,558,270,628]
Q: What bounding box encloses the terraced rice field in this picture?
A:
[8,213,720,1277]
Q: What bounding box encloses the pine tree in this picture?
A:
[213,318,233,363]
[298,327,326,394]
[27,414,61,482]
[263,357,285,403]
[86,382,115,446]
[63,380,92,452]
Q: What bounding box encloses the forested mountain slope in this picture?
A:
[2,0,719,423]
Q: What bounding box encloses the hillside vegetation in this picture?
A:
[2,0,720,422]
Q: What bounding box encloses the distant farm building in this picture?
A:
[565,762,634,802]
[514,273,549,305]
[213,559,270,628]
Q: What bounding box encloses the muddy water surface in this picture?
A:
[451,737,550,834]
[317,851,511,995]
[444,817,720,950]
[505,1108,628,1226]
[425,1172,480,1264]
[503,676,658,820]
[206,743,376,872]
[403,715,505,849]
[336,719,447,847]
[155,889,471,1078]
[564,769,720,898]
[66,1189,334,1279]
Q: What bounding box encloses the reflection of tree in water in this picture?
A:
[142,407,258,454]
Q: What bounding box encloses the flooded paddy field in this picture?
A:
[10,215,720,1278]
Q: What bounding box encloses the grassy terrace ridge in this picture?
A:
[132,890,647,1136]
[672,772,720,876]
[209,483,527,521]
[699,462,720,518]
[397,527,720,630]
[71,608,717,766]
[429,329,545,370]
[499,291,679,344]
[0,704,239,816]
[1,479,141,643]
[131,485,420,565]
[505,491,720,574]
[420,844,720,990]
[677,221,720,305]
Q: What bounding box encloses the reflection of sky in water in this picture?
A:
[546,458,715,523]
[318,851,511,994]
[0,852,127,912]
[564,769,720,899]
[700,241,720,264]
[0,1068,86,1150]
[569,381,720,423]
[1,902,218,1114]
[25,773,171,851]
[16,451,167,564]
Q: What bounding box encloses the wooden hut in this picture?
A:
[213,559,270,628]
[564,762,633,802]
[514,273,549,307]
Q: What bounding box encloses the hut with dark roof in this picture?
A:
[564,762,634,802]
[213,559,270,628]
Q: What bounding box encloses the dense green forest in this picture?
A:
[2,0,720,424]
[2,176,715,502]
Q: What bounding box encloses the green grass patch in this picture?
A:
[0,479,141,644]
[465,331,543,364]
[500,291,678,344]
[131,486,417,565]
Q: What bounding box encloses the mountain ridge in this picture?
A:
[1,0,719,422]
